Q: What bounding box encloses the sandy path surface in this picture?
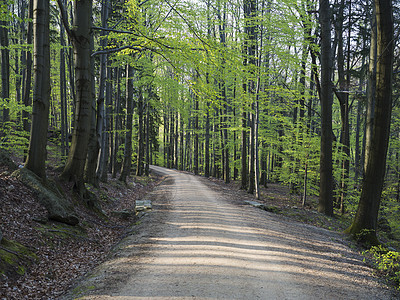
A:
[63,166,398,299]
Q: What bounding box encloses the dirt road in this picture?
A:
[64,166,398,299]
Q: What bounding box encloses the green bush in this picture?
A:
[364,245,400,289]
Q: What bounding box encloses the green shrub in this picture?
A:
[364,245,400,289]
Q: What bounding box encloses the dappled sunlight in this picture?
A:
[82,168,388,299]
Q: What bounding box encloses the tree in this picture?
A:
[0,0,10,125]
[345,0,394,245]
[318,0,334,216]
[59,0,94,195]
[22,0,33,138]
[24,0,50,179]
[119,64,134,183]
[85,0,109,186]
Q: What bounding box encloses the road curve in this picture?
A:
[66,166,397,300]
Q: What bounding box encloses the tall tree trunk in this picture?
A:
[245,0,256,194]
[98,65,112,182]
[193,89,199,175]
[145,99,150,176]
[334,0,350,214]
[174,111,179,169]
[364,3,377,174]
[112,67,121,178]
[318,0,334,216]
[61,0,93,194]
[354,19,368,185]
[240,1,250,190]
[119,64,134,183]
[24,0,50,179]
[136,90,144,176]
[345,0,394,245]
[22,0,33,139]
[0,0,10,125]
[60,15,69,158]
[180,117,184,170]
[84,38,98,186]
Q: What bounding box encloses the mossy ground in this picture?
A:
[0,238,38,279]
[35,222,87,245]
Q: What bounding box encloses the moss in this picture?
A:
[0,238,38,278]
[263,205,281,214]
[12,168,79,225]
[36,222,87,241]
[344,225,381,248]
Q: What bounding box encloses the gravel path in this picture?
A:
[63,166,398,299]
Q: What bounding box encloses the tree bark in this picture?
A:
[364,3,377,174]
[0,0,10,125]
[345,0,394,245]
[245,0,256,194]
[60,14,69,158]
[193,88,199,175]
[136,89,144,176]
[112,67,121,178]
[24,0,50,179]
[119,64,134,183]
[318,0,334,216]
[97,65,112,182]
[22,0,33,138]
[61,0,93,193]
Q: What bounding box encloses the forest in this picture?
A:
[0,0,400,297]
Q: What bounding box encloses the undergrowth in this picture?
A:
[364,245,400,290]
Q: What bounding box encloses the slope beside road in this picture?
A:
[63,166,398,299]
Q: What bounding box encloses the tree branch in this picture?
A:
[56,0,73,39]
[164,0,210,49]
[91,45,146,56]
[92,26,135,35]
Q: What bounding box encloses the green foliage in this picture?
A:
[364,245,400,289]
[0,121,29,156]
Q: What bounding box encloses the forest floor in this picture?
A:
[0,155,161,299]
[0,157,399,299]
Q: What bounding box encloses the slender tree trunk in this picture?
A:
[24,0,50,179]
[334,0,350,214]
[60,17,69,158]
[84,36,98,186]
[240,1,250,190]
[318,0,334,216]
[136,90,144,176]
[170,112,174,169]
[174,111,179,169]
[364,4,377,174]
[0,0,10,125]
[98,65,112,182]
[84,0,109,184]
[22,0,33,139]
[245,0,256,194]
[119,64,134,182]
[179,117,184,170]
[241,110,248,189]
[194,89,199,175]
[112,67,121,178]
[355,24,367,184]
[145,100,150,176]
